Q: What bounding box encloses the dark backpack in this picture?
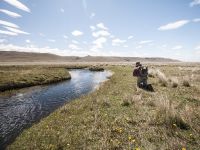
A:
[133,69,140,77]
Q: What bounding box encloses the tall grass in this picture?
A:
[154,94,190,130]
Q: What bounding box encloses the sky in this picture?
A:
[0,0,200,61]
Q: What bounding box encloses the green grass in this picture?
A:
[7,64,200,150]
[0,65,71,92]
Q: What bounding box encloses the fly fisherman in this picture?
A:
[133,62,148,88]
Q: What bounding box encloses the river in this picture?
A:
[0,69,112,149]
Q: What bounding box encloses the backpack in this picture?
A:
[133,68,140,77]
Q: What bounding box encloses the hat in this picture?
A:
[136,62,142,67]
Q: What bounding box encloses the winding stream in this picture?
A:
[0,69,112,148]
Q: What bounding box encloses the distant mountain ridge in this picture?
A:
[0,51,180,62]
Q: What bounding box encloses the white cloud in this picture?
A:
[190,0,200,7]
[158,20,190,31]
[139,40,153,44]
[0,9,21,18]
[90,13,95,19]
[124,45,128,48]
[0,30,18,36]
[39,33,45,37]
[195,45,200,50]
[97,23,108,30]
[161,44,167,48]
[3,0,30,12]
[4,26,29,35]
[92,30,110,38]
[91,37,107,51]
[63,35,68,39]
[72,40,79,44]
[0,44,67,56]
[128,35,133,39]
[72,30,83,36]
[68,44,80,50]
[110,35,115,38]
[0,20,19,28]
[0,44,92,56]
[25,39,30,43]
[193,18,200,22]
[172,45,183,50]
[136,45,142,49]
[112,38,126,46]
[90,26,96,31]
[0,39,6,43]
[196,50,200,55]
[60,8,65,13]
[47,39,56,42]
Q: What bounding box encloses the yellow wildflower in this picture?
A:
[128,136,132,140]
[135,148,140,150]
[132,139,136,143]
[173,123,177,127]
[182,148,186,150]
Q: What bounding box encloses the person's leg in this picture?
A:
[137,77,142,88]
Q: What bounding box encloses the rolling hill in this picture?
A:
[0,51,180,62]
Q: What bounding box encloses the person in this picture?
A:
[133,62,148,88]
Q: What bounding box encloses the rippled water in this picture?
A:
[0,69,111,149]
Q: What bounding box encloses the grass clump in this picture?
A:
[121,94,133,106]
[156,70,168,87]
[154,94,190,130]
[169,77,179,88]
[89,66,104,71]
[182,78,190,87]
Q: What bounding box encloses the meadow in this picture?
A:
[3,63,200,150]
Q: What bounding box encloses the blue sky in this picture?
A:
[0,0,200,61]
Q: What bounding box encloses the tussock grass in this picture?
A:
[156,70,168,87]
[182,78,190,87]
[154,94,190,130]
[169,77,179,88]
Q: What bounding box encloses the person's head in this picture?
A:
[136,62,142,67]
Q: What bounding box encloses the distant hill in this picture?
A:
[0,51,180,62]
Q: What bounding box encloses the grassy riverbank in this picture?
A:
[8,64,200,149]
[0,66,71,92]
